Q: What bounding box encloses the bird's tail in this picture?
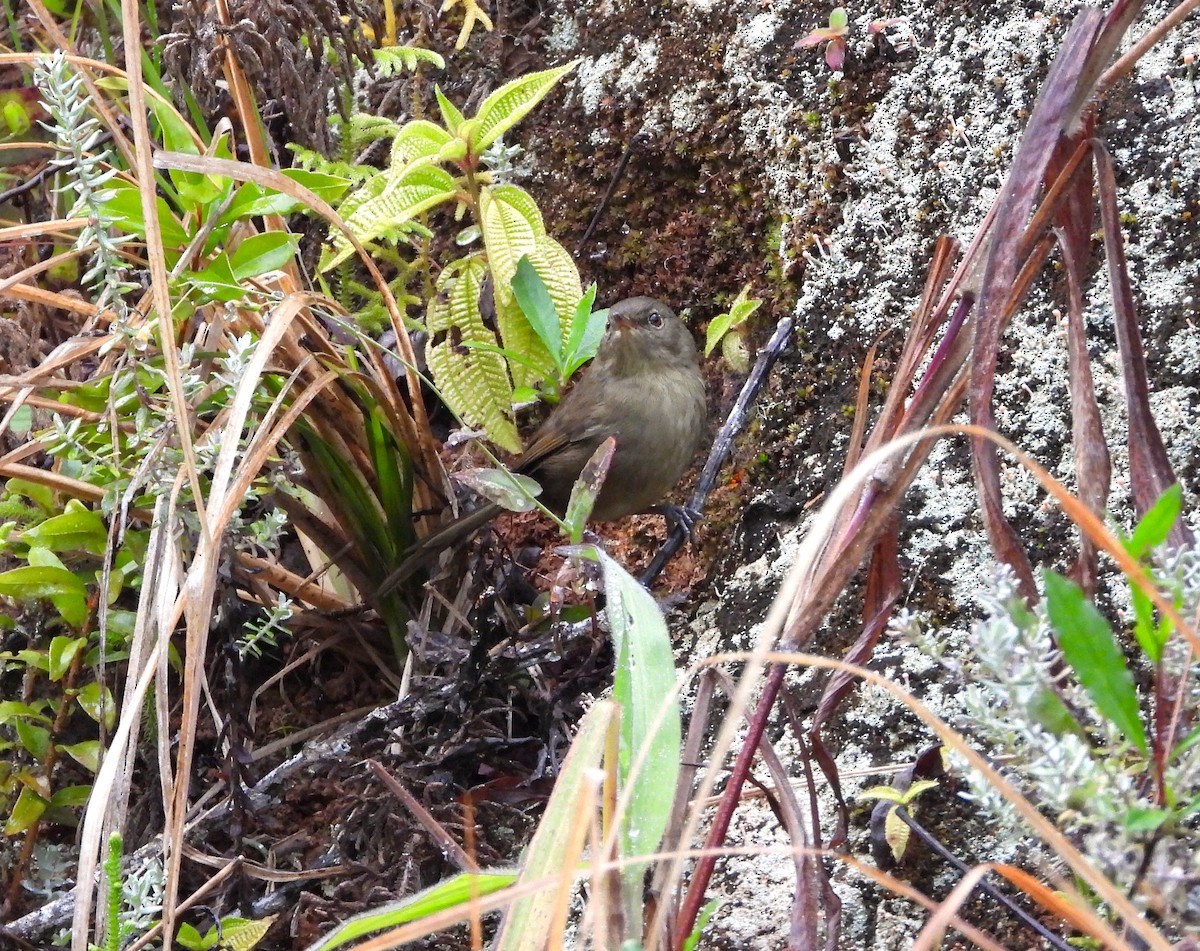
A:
[374,502,503,599]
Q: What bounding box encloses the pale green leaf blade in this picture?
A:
[321,164,457,271]
[435,85,465,133]
[229,231,297,280]
[308,872,516,951]
[597,549,681,892]
[493,701,617,950]
[390,119,454,168]
[453,467,541,513]
[469,60,579,154]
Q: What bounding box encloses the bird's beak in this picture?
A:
[610,313,635,333]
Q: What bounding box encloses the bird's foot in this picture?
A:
[650,503,702,543]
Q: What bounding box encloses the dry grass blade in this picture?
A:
[151,149,444,501]
[70,493,183,949]
[969,8,1105,602]
[711,649,1168,951]
[992,864,1117,942]
[1093,141,1194,548]
[1048,124,1112,594]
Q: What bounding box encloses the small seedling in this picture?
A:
[796,7,849,71]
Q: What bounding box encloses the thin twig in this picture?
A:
[579,131,650,251]
[893,807,1076,951]
[641,315,794,585]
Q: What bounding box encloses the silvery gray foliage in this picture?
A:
[33,51,137,314]
[898,561,1200,936]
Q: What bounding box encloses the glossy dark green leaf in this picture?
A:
[229,231,297,279]
[16,718,50,759]
[19,500,107,555]
[0,565,88,600]
[77,682,116,731]
[512,255,562,363]
[49,784,93,807]
[184,252,245,302]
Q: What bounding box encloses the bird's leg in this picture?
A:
[648,503,702,543]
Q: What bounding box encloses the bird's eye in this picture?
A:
[648,312,665,328]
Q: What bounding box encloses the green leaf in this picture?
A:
[221,182,297,222]
[184,252,246,302]
[1044,570,1147,753]
[320,163,457,270]
[4,479,55,513]
[198,916,276,951]
[0,564,88,600]
[0,701,52,725]
[284,168,352,204]
[564,284,601,370]
[435,85,465,134]
[452,468,541,513]
[1129,587,1170,664]
[1126,484,1182,559]
[682,899,721,951]
[49,784,93,808]
[564,438,615,543]
[175,923,211,951]
[60,740,101,772]
[97,78,224,209]
[97,181,190,248]
[309,872,516,951]
[479,186,583,387]
[373,45,445,76]
[858,785,905,804]
[18,499,107,554]
[705,283,761,357]
[468,60,579,154]
[76,682,116,731]
[390,119,453,167]
[28,548,90,628]
[5,785,48,835]
[16,719,50,759]
[424,256,520,452]
[1123,806,1171,834]
[884,805,911,862]
[512,255,562,363]
[48,635,86,681]
[595,548,681,905]
[229,231,298,279]
[1027,684,1085,738]
[1172,723,1200,762]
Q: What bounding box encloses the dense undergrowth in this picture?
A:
[1,1,1198,950]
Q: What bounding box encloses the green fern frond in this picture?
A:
[425,256,520,451]
[373,45,446,76]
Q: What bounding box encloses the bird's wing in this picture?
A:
[512,427,574,472]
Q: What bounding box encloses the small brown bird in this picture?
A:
[377,297,706,595]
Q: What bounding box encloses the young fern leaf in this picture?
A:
[373,45,446,76]
[480,184,583,387]
[390,119,453,166]
[425,256,521,451]
[468,60,579,154]
[320,164,457,270]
